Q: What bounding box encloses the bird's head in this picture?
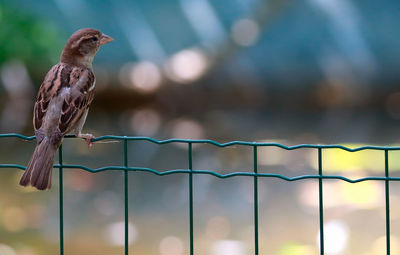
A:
[61,28,114,68]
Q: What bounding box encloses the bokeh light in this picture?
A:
[318,220,349,254]
[0,60,32,94]
[211,240,247,255]
[340,180,382,209]
[278,242,316,255]
[170,119,205,139]
[299,180,381,209]
[130,61,162,93]
[159,236,185,255]
[0,244,16,255]
[119,61,162,93]
[258,146,286,166]
[104,222,137,246]
[309,146,385,173]
[231,19,260,47]
[0,60,33,131]
[165,49,208,84]
[130,108,161,136]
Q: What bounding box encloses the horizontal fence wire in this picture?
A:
[0,133,396,255]
[2,133,400,182]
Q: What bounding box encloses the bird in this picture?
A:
[19,28,113,190]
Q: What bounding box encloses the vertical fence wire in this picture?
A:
[318,148,324,255]
[58,144,64,255]
[124,139,129,255]
[253,145,259,255]
[385,149,390,255]
[188,142,194,255]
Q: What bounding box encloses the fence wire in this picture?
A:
[0,133,397,255]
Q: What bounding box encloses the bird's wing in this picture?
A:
[33,63,95,140]
[58,67,95,134]
[33,64,61,132]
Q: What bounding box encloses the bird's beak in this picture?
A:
[100,33,114,45]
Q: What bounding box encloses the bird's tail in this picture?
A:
[20,137,58,190]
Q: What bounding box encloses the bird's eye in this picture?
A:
[91,37,98,42]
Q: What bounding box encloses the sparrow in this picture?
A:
[19,28,113,190]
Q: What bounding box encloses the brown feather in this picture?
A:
[21,28,112,190]
[20,137,57,190]
[56,69,95,135]
[60,28,102,67]
[24,66,95,190]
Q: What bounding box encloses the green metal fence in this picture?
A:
[0,133,397,254]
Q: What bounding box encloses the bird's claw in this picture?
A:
[80,133,95,148]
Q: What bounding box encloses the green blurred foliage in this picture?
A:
[0,4,62,80]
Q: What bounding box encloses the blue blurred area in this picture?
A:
[2,0,400,144]
[4,0,400,87]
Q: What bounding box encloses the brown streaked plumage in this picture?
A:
[20,28,113,190]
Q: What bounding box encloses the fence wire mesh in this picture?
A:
[0,133,397,255]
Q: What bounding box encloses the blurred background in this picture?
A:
[1,0,400,254]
